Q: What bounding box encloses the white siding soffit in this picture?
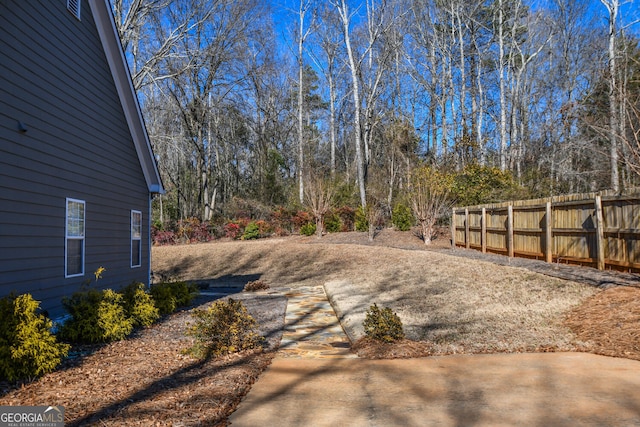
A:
[88,0,164,195]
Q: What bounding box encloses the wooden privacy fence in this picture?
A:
[451,193,640,272]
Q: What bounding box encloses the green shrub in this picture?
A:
[363,303,405,343]
[392,203,414,231]
[59,288,133,343]
[242,221,261,240]
[150,281,199,315]
[97,290,134,341]
[149,282,176,315]
[120,282,160,327]
[300,222,317,236]
[324,211,342,233]
[0,294,70,382]
[186,298,263,358]
[171,281,199,307]
[355,206,369,232]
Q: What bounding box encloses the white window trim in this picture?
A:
[65,198,85,278]
[67,0,81,20]
[131,210,142,268]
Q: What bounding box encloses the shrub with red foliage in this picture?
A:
[177,218,213,243]
[291,210,313,230]
[254,220,273,236]
[224,222,242,239]
[152,226,177,245]
[270,206,295,236]
[335,206,356,232]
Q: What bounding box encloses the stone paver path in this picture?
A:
[277,286,355,359]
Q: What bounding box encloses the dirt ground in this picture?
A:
[2,229,640,426]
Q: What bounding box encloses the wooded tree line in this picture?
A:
[111,0,640,224]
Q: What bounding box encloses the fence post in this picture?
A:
[481,207,487,253]
[545,201,553,263]
[507,205,514,258]
[594,196,605,270]
[465,208,470,249]
[451,208,456,249]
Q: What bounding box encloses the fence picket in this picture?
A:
[452,192,640,272]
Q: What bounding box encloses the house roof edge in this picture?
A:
[88,0,164,195]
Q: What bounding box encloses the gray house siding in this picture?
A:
[0,1,155,318]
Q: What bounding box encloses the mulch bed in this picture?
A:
[565,286,640,361]
[0,292,286,426]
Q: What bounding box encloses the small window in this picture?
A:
[131,210,142,268]
[67,0,81,20]
[66,198,85,277]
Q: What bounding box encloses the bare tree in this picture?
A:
[314,4,344,177]
[600,0,622,192]
[410,166,454,245]
[331,0,367,208]
[111,0,217,90]
[304,175,335,238]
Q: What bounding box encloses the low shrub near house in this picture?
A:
[120,282,160,327]
[186,298,263,358]
[150,281,199,315]
[0,293,70,382]
[59,288,133,343]
[363,303,405,343]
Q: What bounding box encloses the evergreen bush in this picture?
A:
[150,281,198,315]
[363,303,405,343]
[0,293,70,382]
[324,211,342,233]
[392,203,414,231]
[242,221,261,240]
[120,282,160,327]
[300,222,317,236]
[59,288,133,343]
[186,298,263,358]
[355,206,369,232]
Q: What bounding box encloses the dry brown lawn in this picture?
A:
[153,232,597,356]
[2,229,640,426]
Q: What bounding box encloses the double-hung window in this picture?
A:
[65,198,85,277]
[131,210,142,268]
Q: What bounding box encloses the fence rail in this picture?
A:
[451,192,640,272]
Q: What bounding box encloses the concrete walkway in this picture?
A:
[229,286,640,426]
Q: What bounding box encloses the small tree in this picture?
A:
[410,166,454,245]
[364,198,385,242]
[304,175,335,238]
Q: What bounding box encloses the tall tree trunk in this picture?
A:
[602,0,620,192]
[497,0,508,171]
[335,0,367,207]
